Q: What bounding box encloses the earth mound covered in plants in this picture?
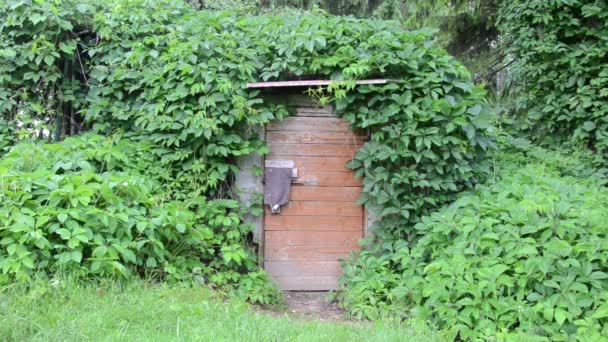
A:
[1,0,493,307]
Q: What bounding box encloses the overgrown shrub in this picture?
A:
[498,0,608,157]
[0,135,279,304]
[0,0,96,139]
[86,1,281,199]
[340,146,608,340]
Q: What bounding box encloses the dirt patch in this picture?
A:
[281,291,346,321]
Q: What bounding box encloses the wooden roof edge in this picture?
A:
[246,79,398,89]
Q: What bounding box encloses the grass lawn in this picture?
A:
[0,280,445,342]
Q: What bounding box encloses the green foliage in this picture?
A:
[0,1,281,303]
[0,0,94,138]
[0,118,17,157]
[498,0,608,157]
[86,1,282,198]
[0,135,279,304]
[340,146,608,340]
[263,0,377,16]
[0,0,492,308]
[84,2,493,236]
[189,0,259,11]
[337,79,493,238]
[375,0,501,59]
[257,0,502,81]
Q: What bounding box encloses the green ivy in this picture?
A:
[336,79,494,238]
[86,2,282,198]
[498,0,608,156]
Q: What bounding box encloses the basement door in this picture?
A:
[263,112,365,291]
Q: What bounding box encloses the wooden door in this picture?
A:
[264,112,365,291]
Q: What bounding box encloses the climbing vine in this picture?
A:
[335,76,493,238]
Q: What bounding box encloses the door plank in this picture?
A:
[264,261,341,276]
[295,171,362,187]
[264,246,356,261]
[268,143,362,157]
[265,231,361,247]
[265,215,363,231]
[267,117,352,132]
[265,201,362,217]
[266,156,353,172]
[271,276,339,291]
[267,131,366,145]
[294,107,333,117]
[289,186,361,201]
